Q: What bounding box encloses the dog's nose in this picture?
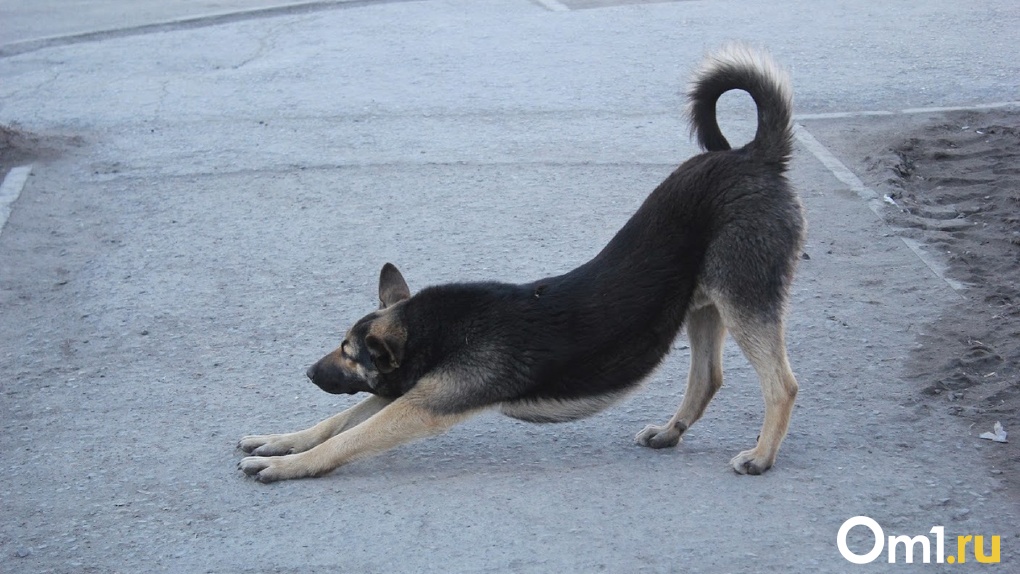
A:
[305,365,316,381]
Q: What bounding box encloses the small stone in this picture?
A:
[15,547,30,558]
[952,508,971,520]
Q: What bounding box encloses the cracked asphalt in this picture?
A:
[1,0,1018,571]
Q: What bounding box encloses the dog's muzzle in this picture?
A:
[305,362,371,395]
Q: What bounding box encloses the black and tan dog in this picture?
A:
[239,44,804,482]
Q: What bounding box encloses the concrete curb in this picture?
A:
[0,0,422,58]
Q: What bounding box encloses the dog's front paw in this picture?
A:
[635,424,682,449]
[237,432,317,456]
[730,448,774,475]
[238,454,319,483]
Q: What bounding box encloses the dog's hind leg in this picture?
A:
[238,394,393,456]
[239,395,474,482]
[636,304,727,449]
[726,317,798,475]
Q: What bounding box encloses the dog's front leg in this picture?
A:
[238,394,392,456]
[238,397,472,482]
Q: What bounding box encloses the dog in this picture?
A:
[239,44,804,482]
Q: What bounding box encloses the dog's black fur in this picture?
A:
[241,44,804,481]
[309,53,800,417]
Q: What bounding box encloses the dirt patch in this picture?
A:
[0,124,41,169]
[0,124,80,173]
[866,109,1020,487]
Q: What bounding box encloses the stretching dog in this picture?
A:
[239,44,805,482]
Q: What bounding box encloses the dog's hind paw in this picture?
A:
[730,448,774,475]
[635,424,683,449]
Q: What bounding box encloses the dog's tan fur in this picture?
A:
[238,394,393,457]
[239,44,804,482]
[239,379,474,481]
[634,291,799,472]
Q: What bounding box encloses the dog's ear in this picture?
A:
[378,263,411,309]
[365,332,404,374]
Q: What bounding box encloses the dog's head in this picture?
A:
[305,263,411,397]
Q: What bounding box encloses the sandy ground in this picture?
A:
[806,109,1020,496]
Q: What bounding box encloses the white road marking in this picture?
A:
[793,125,967,295]
[533,0,570,12]
[794,100,1020,121]
[900,237,968,292]
[0,165,33,238]
[793,125,883,213]
[795,111,895,120]
[900,101,1020,114]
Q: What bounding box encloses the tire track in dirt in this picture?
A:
[868,109,1020,493]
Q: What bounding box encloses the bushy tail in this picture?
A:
[686,43,793,165]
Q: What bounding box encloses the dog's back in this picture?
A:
[240,45,805,482]
[494,45,802,419]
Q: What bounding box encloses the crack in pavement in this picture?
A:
[0,0,427,59]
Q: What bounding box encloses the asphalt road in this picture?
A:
[1,0,1018,572]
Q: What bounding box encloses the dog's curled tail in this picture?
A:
[687,43,793,165]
